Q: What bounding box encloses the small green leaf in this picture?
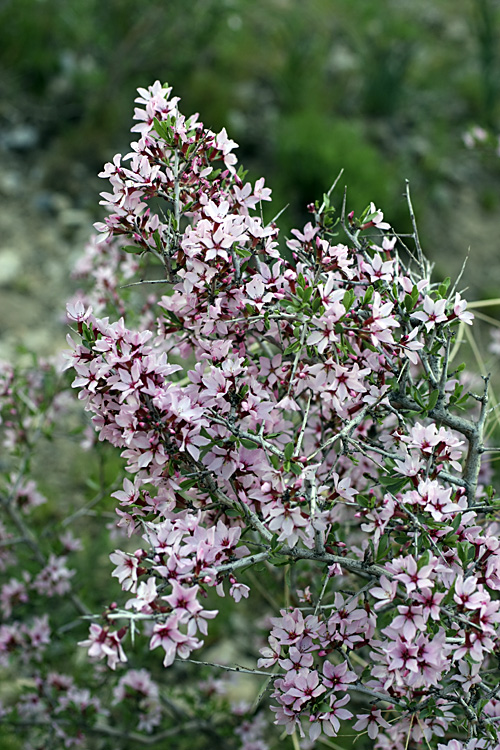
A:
[417,549,431,569]
[284,340,302,355]
[152,229,164,253]
[442,533,458,547]
[179,478,198,490]
[356,495,374,509]
[302,286,313,303]
[376,533,391,562]
[437,277,451,298]
[412,388,426,409]
[457,541,474,565]
[363,285,374,305]
[427,389,439,411]
[450,513,462,533]
[343,289,355,312]
[270,454,280,470]
[270,533,281,550]
[380,475,408,493]
[240,438,258,449]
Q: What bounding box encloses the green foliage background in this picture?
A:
[2,0,500,279]
[2,1,500,747]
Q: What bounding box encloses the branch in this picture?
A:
[405,180,431,281]
[308,403,373,461]
[294,391,313,458]
[0,492,90,616]
[208,413,284,459]
[214,550,271,574]
[181,657,283,678]
[279,544,389,580]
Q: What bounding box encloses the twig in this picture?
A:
[294,391,313,458]
[405,180,430,281]
[318,169,344,216]
[180,658,283,678]
[0,492,90,616]
[214,550,270,574]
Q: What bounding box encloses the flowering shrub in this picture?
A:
[2,81,500,749]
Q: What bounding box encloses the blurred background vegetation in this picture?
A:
[1,0,500,347]
[2,2,500,747]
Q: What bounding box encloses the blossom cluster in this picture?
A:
[63,81,500,748]
[2,80,500,749]
[0,355,246,747]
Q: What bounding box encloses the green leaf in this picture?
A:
[427,389,439,411]
[270,533,281,550]
[240,438,259,449]
[179,478,198,490]
[437,277,451,298]
[404,293,414,312]
[356,495,374,509]
[284,340,301,355]
[302,286,313,303]
[457,541,475,565]
[442,582,456,605]
[312,297,322,313]
[236,165,248,181]
[417,550,431,569]
[284,442,295,460]
[442,533,458,547]
[363,285,374,305]
[450,513,462,533]
[342,289,355,312]
[376,533,391,562]
[237,247,252,258]
[380,475,408,493]
[412,387,426,409]
[270,454,280,470]
[153,116,174,145]
[268,555,290,567]
[122,244,144,254]
[152,229,164,253]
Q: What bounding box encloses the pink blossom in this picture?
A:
[412,295,448,330]
[78,624,127,670]
[353,707,391,739]
[392,555,435,593]
[370,575,398,610]
[109,550,140,593]
[322,660,357,690]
